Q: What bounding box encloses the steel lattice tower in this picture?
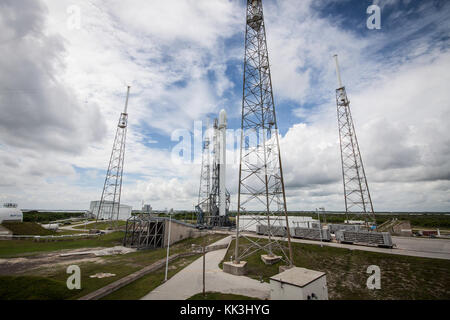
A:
[197,119,211,224]
[234,0,293,266]
[334,55,375,224]
[96,86,131,228]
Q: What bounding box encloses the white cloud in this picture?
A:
[0,0,448,212]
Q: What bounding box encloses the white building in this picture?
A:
[89,201,132,221]
[142,204,153,214]
[270,267,329,300]
[344,220,366,225]
[0,203,23,224]
[239,215,318,232]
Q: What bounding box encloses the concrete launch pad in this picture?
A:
[261,254,282,265]
[223,261,248,276]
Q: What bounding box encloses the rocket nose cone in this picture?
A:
[219,109,227,127]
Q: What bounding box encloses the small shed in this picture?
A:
[270,267,328,300]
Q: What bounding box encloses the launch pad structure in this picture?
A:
[196,110,233,228]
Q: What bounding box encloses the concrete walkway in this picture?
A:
[141,236,270,300]
[59,221,97,232]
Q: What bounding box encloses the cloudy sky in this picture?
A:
[0,0,449,212]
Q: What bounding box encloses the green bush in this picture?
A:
[2,222,56,236]
[23,211,84,223]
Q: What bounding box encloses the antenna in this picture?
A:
[333,54,343,88]
[123,86,131,114]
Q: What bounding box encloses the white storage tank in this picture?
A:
[0,208,24,224]
[41,224,59,231]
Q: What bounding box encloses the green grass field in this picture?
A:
[222,237,450,300]
[0,233,226,300]
[102,254,201,300]
[0,232,124,258]
[2,222,56,236]
[0,276,72,300]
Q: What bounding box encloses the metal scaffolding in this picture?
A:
[197,119,211,225]
[334,55,375,224]
[123,215,165,250]
[234,0,293,266]
[196,118,232,228]
[95,86,131,228]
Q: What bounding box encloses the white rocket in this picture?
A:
[218,109,227,217]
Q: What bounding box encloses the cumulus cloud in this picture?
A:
[0,0,449,212]
[0,1,105,154]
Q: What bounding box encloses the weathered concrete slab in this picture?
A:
[261,254,281,265]
[223,261,248,276]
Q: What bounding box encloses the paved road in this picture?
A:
[59,221,97,232]
[141,236,270,300]
[214,231,450,260]
[392,236,450,258]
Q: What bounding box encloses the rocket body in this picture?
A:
[218,109,227,217]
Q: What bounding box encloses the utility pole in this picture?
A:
[316,208,323,247]
[164,212,172,282]
[202,233,206,297]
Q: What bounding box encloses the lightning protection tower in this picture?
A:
[96,86,131,228]
[234,0,293,267]
[334,55,375,225]
[196,119,211,225]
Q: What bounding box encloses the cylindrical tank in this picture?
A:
[41,224,59,231]
[0,208,23,224]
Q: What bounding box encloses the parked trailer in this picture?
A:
[293,227,331,242]
[256,225,287,237]
[256,225,332,243]
[328,224,362,234]
[335,230,393,248]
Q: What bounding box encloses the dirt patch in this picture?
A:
[0,247,108,275]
